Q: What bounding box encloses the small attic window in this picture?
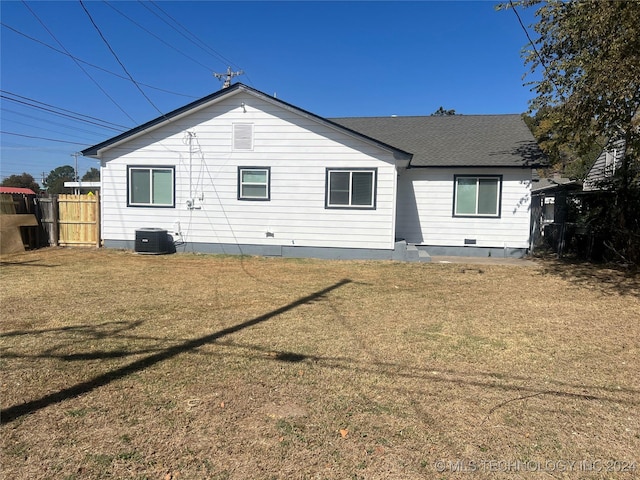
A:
[233,123,253,150]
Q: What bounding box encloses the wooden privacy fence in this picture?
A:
[38,194,100,248]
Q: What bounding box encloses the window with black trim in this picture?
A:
[238,167,270,200]
[128,166,175,207]
[326,168,377,209]
[453,175,501,217]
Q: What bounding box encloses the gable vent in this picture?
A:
[233,123,253,150]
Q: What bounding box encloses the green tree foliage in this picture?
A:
[1,173,41,193]
[504,0,640,264]
[43,165,75,195]
[431,106,457,116]
[81,167,100,182]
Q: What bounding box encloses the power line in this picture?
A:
[1,131,89,146]
[1,22,199,100]
[143,1,255,88]
[508,0,557,91]
[1,92,128,131]
[103,1,214,73]
[1,107,119,137]
[140,1,238,70]
[80,0,165,117]
[20,0,139,124]
[2,118,105,141]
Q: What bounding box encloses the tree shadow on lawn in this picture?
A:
[536,256,640,296]
[0,279,352,424]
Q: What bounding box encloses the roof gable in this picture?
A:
[331,115,546,168]
[81,83,411,161]
[583,139,626,191]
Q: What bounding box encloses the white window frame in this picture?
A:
[238,167,270,201]
[325,168,377,209]
[127,166,175,208]
[453,175,502,217]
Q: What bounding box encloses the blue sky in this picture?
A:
[0,1,538,185]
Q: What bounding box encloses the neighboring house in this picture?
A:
[583,139,626,191]
[0,187,37,196]
[63,181,101,195]
[0,186,37,214]
[529,173,582,253]
[81,83,544,260]
[531,173,581,225]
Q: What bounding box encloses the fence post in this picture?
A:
[95,191,101,248]
[52,195,59,246]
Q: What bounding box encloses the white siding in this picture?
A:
[99,91,398,250]
[396,168,532,249]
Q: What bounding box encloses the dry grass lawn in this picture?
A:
[1,247,639,479]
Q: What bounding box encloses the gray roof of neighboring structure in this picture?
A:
[330,114,546,168]
[531,174,582,193]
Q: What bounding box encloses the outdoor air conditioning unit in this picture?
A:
[135,228,170,254]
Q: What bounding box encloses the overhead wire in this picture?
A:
[3,118,105,141]
[140,1,241,71]
[146,1,255,87]
[102,1,214,73]
[1,22,199,100]
[508,0,557,91]
[20,0,139,125]
[1,107,121,137]
[147,0,254,87]
[1,92,128,131]
[79,0,165,118]
[1,131,89,146]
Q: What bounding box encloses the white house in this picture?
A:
[583,139,627,191]
[81,83,544,260]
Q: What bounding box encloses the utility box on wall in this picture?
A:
[135,228,170,254]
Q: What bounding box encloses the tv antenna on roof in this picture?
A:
[213,66,244,89]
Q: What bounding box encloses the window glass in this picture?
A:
[242,184,267,198]
[131,169,150,204]
[478,178,498,215]
[239,167,269,200]
[128,167,174,207]
[327,169,376,208]
[456,178,477,214]
[455,176,500,216]
[153,169,173,205]
[352,172,373,206]
[242,170,266,184]
[329,171,350,205]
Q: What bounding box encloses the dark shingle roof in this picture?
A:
[330,114,545,168]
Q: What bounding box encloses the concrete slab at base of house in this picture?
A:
[103,238,528,263]
[103,239,432,262]
[419,245,527,258]
[431,255,537,266]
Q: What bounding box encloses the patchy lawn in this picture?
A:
[1,248,638,479]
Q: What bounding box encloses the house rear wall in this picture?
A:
[99,92,399,253]
[396,167,532,252]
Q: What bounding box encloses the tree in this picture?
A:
[503,0,640,264]
[431,106,457,116]
[43,165,75,195]
[1,173,41,193]
[81,167,100,182]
